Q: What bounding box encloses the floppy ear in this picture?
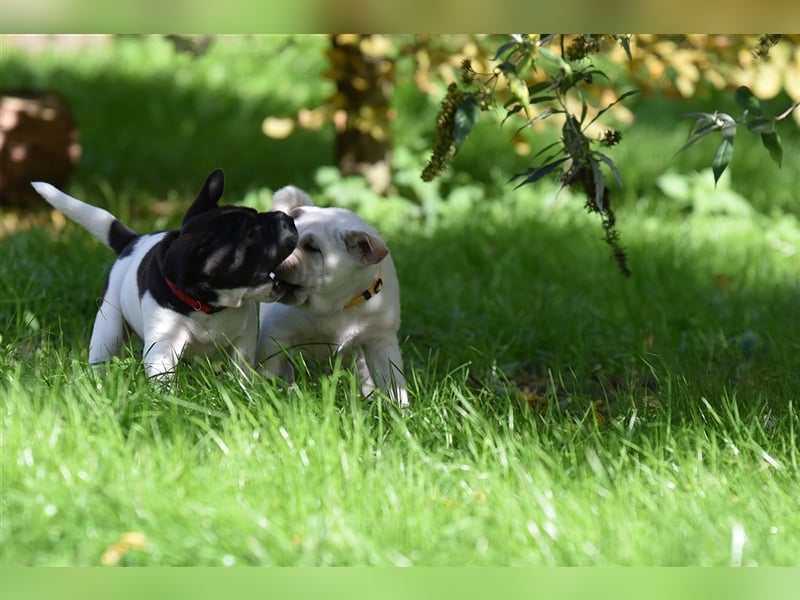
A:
[343,230,389,265]
[182,169,225,225]
[272,185,314,214]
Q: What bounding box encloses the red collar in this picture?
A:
[164,278,220,314]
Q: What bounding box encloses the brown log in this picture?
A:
[0,92,81,206]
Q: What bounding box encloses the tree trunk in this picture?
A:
[328,35,394,194]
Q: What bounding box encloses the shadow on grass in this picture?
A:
[389,204,800,419]
[3,35,799,425]
[0,39,334,203]
[3,197,800,439]
[602,92,800,214]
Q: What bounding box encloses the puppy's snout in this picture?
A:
[263,211,298,250]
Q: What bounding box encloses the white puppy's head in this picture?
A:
[271,185,314,214]
[271,186,389,314]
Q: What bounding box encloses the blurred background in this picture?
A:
[1,34,799,226]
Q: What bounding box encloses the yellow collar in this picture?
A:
[343,270,383,309]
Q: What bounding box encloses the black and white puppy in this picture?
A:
[32,169,298,381]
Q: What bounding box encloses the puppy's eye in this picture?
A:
[302,238,321,253]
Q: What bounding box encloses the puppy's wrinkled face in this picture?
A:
[169,206,298,306]
[274,205,388,312]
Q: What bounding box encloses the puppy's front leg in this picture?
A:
[142,331,190,383]
[229,326,259,380]
[88,298,126,365]
[257,337,296,386]
[360,337,408,407]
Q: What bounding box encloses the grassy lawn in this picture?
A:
[2,35,800,566]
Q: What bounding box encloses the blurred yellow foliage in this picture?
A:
[629,35,800,126]
[100,531,149,566]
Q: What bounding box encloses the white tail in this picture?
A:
[31,181,117,248]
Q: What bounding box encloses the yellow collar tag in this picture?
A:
[343,270,383,309]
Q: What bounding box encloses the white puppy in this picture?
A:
[257,186,408,406]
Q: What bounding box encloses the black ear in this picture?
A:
[182,169,225,225]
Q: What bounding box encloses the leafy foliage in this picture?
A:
[423,34,800,277]
[423,34,637,276]
[677,86,798,185]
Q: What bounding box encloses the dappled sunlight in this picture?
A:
[5,34,800,567]
[0,35,334,200]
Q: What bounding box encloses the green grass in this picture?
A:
[3,35,800,566]
[4,186,800,566]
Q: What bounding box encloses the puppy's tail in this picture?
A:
[31,182,139,255]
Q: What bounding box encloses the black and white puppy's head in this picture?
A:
[159,169,299,308]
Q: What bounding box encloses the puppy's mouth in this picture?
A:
[270,271,312,306]
[272,279,307,305]
[241,272,285,303]
[271,256,310,305]
[265,272,285,301]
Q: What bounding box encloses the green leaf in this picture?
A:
[509,77,531,118]
[735,86,762,116]
[581,69,610,83]
[588,89,639,128]
[682,111,716,124]
[528,81,555,95]
[618,36,633,61]
[453,97,480,151]
[528,95,557,105]
[562,117,588,161]
[746,117,775,134]
[761,131,783,167]
[675,112,736,158]
[511,158,569,188]
[720,121,737,143]
[675,120,719,155]
[592,152,623,188]
[712,137,734,185]
[580,96,588,125]
[491,40,518,61]
[512,108,561,136]
[775,101,799,121]
[590,158,606,210]
[531,140,564,160]
[501,104,522,125]
[538,46,572,77]
[495,62,516,77]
